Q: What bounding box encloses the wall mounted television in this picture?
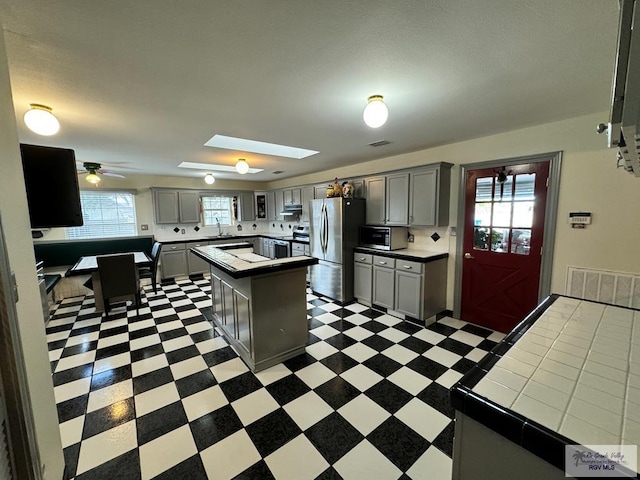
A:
[19,143,84,229]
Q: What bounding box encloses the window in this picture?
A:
[67,191,137,239]
[202,196,234,226]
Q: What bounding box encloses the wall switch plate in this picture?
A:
[140,224,149,231]
[450,226,457,236]
[407,234,415,243]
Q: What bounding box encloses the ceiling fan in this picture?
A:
[76,162,126,184]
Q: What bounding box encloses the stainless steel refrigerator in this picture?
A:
[309,197,365,303]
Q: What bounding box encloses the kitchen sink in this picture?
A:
[207,233,234,238]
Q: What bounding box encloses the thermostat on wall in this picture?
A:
[569,212,591,228]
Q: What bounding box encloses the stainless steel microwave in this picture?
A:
[360,226,408,251]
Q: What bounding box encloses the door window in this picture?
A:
[472,172,536,255]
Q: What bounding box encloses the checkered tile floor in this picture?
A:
[46,276,505,480]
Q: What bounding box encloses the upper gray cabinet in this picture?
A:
[283,187,301,205]
[237,191,255,222]
[409,164,452,227]
[300,186,314,222]
[365,177,386,225]
[274,190,285,221]
[385,173,409,225]
[363,163,452,227]
[267,191,277,221]
[153,189,200,224]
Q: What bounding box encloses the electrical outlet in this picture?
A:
[408,234,415,243]
[181,229,185,234]
[140,224,149,231]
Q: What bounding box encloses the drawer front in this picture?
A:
[166,243,186,251]
[354,253,373,264]
[187,241,209,248]
[291,242,306,253]
[395,259,424,274]
[373,255,394,268]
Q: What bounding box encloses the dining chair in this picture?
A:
[97,253,141,317]
[139,241,162,294]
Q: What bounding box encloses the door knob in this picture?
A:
[464,252,475,259]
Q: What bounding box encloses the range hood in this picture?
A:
[280,204,302,216]
[601,0,640,176]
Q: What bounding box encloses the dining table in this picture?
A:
[67,251,152,313]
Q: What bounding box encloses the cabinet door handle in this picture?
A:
[359,257,366,261]
[402,265,412,269]
[378,261,387,265]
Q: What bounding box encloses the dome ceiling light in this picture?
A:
[235,159,250,175]
[363,95,388,128]
[204,173,215,184]
[24,103,60,136]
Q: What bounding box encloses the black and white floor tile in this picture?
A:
[46,276,505,480]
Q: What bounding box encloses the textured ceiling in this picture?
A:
[0,0,620,182]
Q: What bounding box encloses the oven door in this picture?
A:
[273,241,290,259]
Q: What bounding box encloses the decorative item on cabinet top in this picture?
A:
[326,178,354,198]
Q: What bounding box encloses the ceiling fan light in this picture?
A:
[85,173,100,184]
[363,95,388,128]
[24,104,60,136]
[235,159,250,175]
[204,173,215,184]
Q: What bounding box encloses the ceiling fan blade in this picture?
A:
[102,172,126,179]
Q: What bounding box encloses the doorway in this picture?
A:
[454,152,561,333]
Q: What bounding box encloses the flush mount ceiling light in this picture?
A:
[204,173,215,184]
[204,134,319,159]
[24,103,60,136]
[363,95,388,128]
[235,159,250,174]
[85,173,100,184]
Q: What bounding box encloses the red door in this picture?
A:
[460,161,549,333]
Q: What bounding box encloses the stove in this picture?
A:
[292,224,310,243]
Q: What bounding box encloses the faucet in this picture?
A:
[215,217,222,236]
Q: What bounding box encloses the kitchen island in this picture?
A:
[451,295,640,479]
[192,242,318,372]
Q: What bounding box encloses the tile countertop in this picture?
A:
[191,243,318,279]
[451,294,640,472]
[354,246,448,263]
[156,233,307,245]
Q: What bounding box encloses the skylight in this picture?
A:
[178,162,264,174]
[204,134,319,159]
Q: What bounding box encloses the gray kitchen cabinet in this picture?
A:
[255,191,267,219]
[275,190,285,221]
[353,253,373,304]
[351,179,365,198]
[261,238,275,259]
[222,280,236,338]
[283,187,301,205]
[301,186,314,222]
[372,255,395,309]
[394,266,423,318]
[153,189,201,224]
[409,164,452,226]
[365,177,386,225]
[237,191,255,221]
[211,274,223,318]
[385,173,409,225]
[291,241,311,282]
[186,241,210,275]
[267,191,277,221]
[160,243,187,278]
[314,184,328,199]
[234,289,252,355]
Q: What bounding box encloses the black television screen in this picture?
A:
[19,143,83,229]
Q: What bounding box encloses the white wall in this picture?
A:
[0,29,64,479]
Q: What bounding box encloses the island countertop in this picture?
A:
[191,243,318,279]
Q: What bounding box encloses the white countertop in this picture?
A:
[192,245,316,275]
[472,296,640,447]
[355,246,448,260]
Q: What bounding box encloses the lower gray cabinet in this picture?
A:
[211,275,223,317]
[222,280,236,338]
[234,290,252,355]
[372,255,395,309]
[394,266,423,318]
[187,241,210,274]
[354,253,373,304]
[160,243,187,279]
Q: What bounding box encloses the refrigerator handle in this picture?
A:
[323,202,329,253]
[321,202,327,253]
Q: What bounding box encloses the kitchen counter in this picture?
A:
[159,233,309,245]
[451,295,640,479]
[354,246,448,263]
[194,242,315,372]
[191,243,317,279]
